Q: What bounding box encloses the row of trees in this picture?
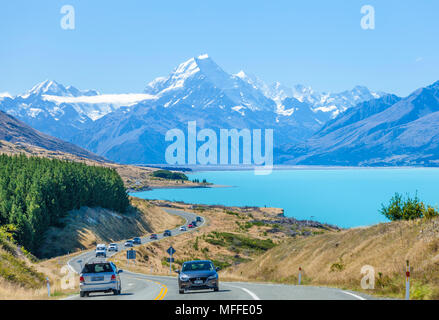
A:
[0,154,129,254]
[152,169,188,180]
[381,192,439,221]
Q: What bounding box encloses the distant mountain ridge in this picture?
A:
[0,110,105,162]
[280,81,439,166]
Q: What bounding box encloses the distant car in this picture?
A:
[79,262,123,297]
[188,224,194,229]
[108,243,118,252]
[196,216,202,222]
[124,240,134,247]
[191,221,198,227]
[176,260,220,294]
[164,230,172,237]
[95,244,107,258]
[179,226,187,232]
[133,237,142,245]
[150,234,158,240]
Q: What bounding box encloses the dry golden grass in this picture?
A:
[109,203,308,276]
[0,199,185,299]
[38,198,184,258]
[222,217,439,299]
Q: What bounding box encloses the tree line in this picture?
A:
[0,154,129,254]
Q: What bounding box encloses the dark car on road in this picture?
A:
[150,233,158,240]
[196,216,202,222]
[164,230,172,237]
[176,260,220,294]
[124,240,134,247]
[133,237,142,245]
[191,221,197,227]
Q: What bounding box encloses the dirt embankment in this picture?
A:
[38,198,184,259]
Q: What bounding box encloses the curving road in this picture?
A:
[65,208,374,300]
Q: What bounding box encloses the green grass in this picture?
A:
[0,251,46,289]
[205,232,276,253]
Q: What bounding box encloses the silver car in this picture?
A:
[79,262,123,297]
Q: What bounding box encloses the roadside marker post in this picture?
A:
[298,267,302,285]
[167,246,176,275]
[46,277,51,297]
[405,260,410,300]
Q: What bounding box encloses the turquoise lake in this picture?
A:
[130,169,439,228]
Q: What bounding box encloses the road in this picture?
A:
[66,208,374,300]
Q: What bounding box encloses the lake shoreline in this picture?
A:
[139,164,439,173]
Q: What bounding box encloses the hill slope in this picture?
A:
[223,217,439,299]
[0,110,105,162]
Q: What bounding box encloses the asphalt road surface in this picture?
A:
[66,208,374,300]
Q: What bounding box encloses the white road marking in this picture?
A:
[225,284,260,300]
[342,291,366,300]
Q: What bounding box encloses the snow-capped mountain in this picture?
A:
[280,81,439,166]
[145,54,276,114]
[0,80,155,140]
[0,55,391,164]
[235,71,385,120]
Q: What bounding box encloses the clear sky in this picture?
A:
[1,0,438,96]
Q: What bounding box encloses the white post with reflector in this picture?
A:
[405,260,410,300]
[46,277,51,297]
[298,267,302,285]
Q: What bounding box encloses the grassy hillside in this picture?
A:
[0,198,184,299]
[38,198,184,258]
[222,217,439,300]
[110,201,336,275]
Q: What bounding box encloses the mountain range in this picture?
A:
[279,81,439,166]
[1,54,438,166]
[0,110,104,162]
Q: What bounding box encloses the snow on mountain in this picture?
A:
[280,81,439,166]
[0,55,393,165]
[0,80,156,140]
[235,72,385,120]
[42,93,156,120]
[145,54,276,113]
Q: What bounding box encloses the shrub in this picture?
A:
[380,192,438,221]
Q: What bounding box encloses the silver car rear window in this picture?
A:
[82,263,113,273]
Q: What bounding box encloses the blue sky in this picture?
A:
[0,0,438,96]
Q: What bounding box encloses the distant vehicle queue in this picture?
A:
[84,218,203,297]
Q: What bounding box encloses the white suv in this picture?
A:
[95,244,107,258]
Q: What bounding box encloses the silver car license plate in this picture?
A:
[92,276,104,281]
